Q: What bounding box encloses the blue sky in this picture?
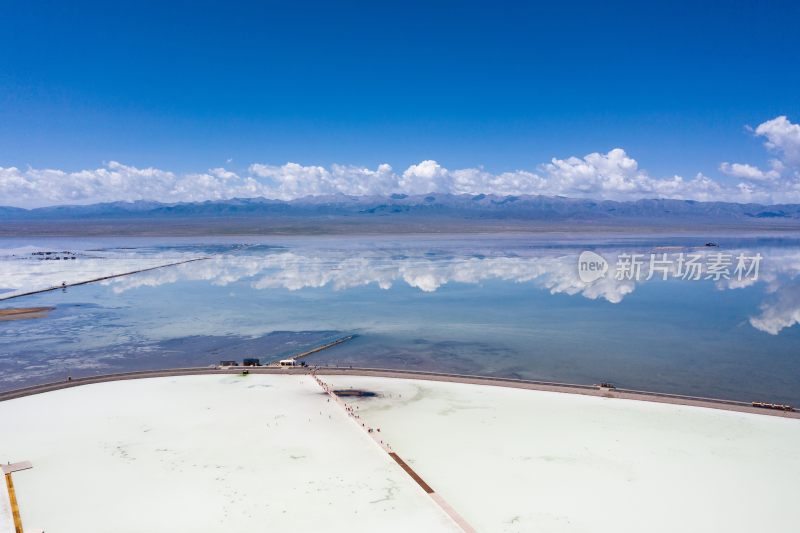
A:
[1,1,800,206]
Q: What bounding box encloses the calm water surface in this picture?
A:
[1,234,799,404]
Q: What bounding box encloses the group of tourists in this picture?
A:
[310,371,389,450]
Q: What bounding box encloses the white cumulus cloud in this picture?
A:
[3,116,800,207]
[719,115,800,199]
[719,162,779,181]
[756,115,800,168]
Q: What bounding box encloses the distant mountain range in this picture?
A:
[3,195,800,235]
[3,194,800,219]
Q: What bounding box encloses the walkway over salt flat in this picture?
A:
[1,461,32,533]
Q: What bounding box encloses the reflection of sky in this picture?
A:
[5,239,792,333]
[1,235,800,403]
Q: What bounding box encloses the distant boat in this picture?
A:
[704,242,719,247]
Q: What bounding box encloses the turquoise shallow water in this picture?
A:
[1,234,799,404]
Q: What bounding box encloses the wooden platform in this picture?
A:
[0,462,32,476]
[1,462,32,533]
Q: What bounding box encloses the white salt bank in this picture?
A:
[4,373,800,533]
[323,375,800,533]
[0,375,460,533]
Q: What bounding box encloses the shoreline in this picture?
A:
[1,366,797,420]
[4,218,800,238]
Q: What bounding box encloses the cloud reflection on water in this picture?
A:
[1,241,798,334]
[83,246,800,335]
